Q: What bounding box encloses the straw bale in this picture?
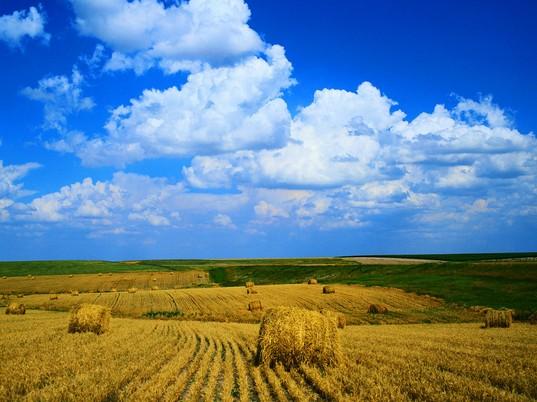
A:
[308,278,318,285]
[248,300,263,311]
[5,302,25,315]
[68,303,111,334]
[484,309,512,328]
[245,281,255,288]
[322,286,335,294]
[368,304,388,314]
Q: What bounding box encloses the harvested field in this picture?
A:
[0,270,209,295]
[0,310,536,401]
[6,284,480,324]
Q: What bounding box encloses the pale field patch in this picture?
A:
[0,311,536,401]
[344,257,442,265]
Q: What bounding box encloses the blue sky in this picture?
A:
[0,0,536,260]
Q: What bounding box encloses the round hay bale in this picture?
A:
[111,288,117,292]
[367,304,388,314]
[17,294,24,298]
[245,281,255,288]
[255,306,342,369]
[71,290,79,296]
[5,302,25,315]
[108,273,113,276]
[320,309,346,329]
[49,295,59,300]
[152,277,157,282]
[69,274,73,278]
[528,312,537,325]
[98,273,102,276]
[248,300,263,311]
[30,276,35,280]
[151,285,159,291]
[308,278,318,285]
[128,287,137,294]
[2,276,6,279]
[247,288,258,295]
[68,304,111,335]
[484,309,512,328]
[322,286,335,294]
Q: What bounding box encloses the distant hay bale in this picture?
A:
[5,302,26,315]
[111,288,117,292]
[17,294,24,298]
[69,274,73,278]
[255,306,342,369]
[68,304,111,335]
[128,287,137,294]
[245,281,255,288]
[108,273,113,276]
[98,273,102,276]
[27,274,31,278]
[484,309,512,328]
[368,304,388,314]
[30,276,35,280]
[322,286,335,294]
[248,300,263,311]
[197,273,204,279]
[529,312,537,325]
[247,288,258,295]
[49,295,59,300]
[2,276,6,279]
[151,285,159,291]
[71,290,79,296]
[308,278,318,285]
[320,309,346,329]
[152,278,157,282]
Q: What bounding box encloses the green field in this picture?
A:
[1,254,536,315]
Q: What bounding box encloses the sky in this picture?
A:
[0,0,536,260]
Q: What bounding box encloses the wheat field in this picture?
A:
[1,310,536,401]
[4,283,479,324]
[0,270,209,295]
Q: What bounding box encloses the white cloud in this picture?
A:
[70,0,264,74]
[28,177,123,222]
[0,6,50,48]
[178,82,537,231]
[0,160,40,221]
[185,81,405,187]
[213,213,236,229]
[21,172,248,230]
[59,45,293,166]
[185,83,537,195]
[254,201,289,219]
[22,68,94,132]
[128,210,170,226]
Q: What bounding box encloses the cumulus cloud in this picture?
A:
[179,82,537,231]
[213,213,236,229]
[0,6,50,48]
[0,160,40,221]
[185,82,406,188]
[56,45,293,166]
[20,172,247,231]
[185,82,537,194]
[21,68,94,132]
[70,0,264,74]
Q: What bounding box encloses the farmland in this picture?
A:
[4,284,480,324]
[1,255,536,401]
[2,256,537,312]
[1,311,536,401]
